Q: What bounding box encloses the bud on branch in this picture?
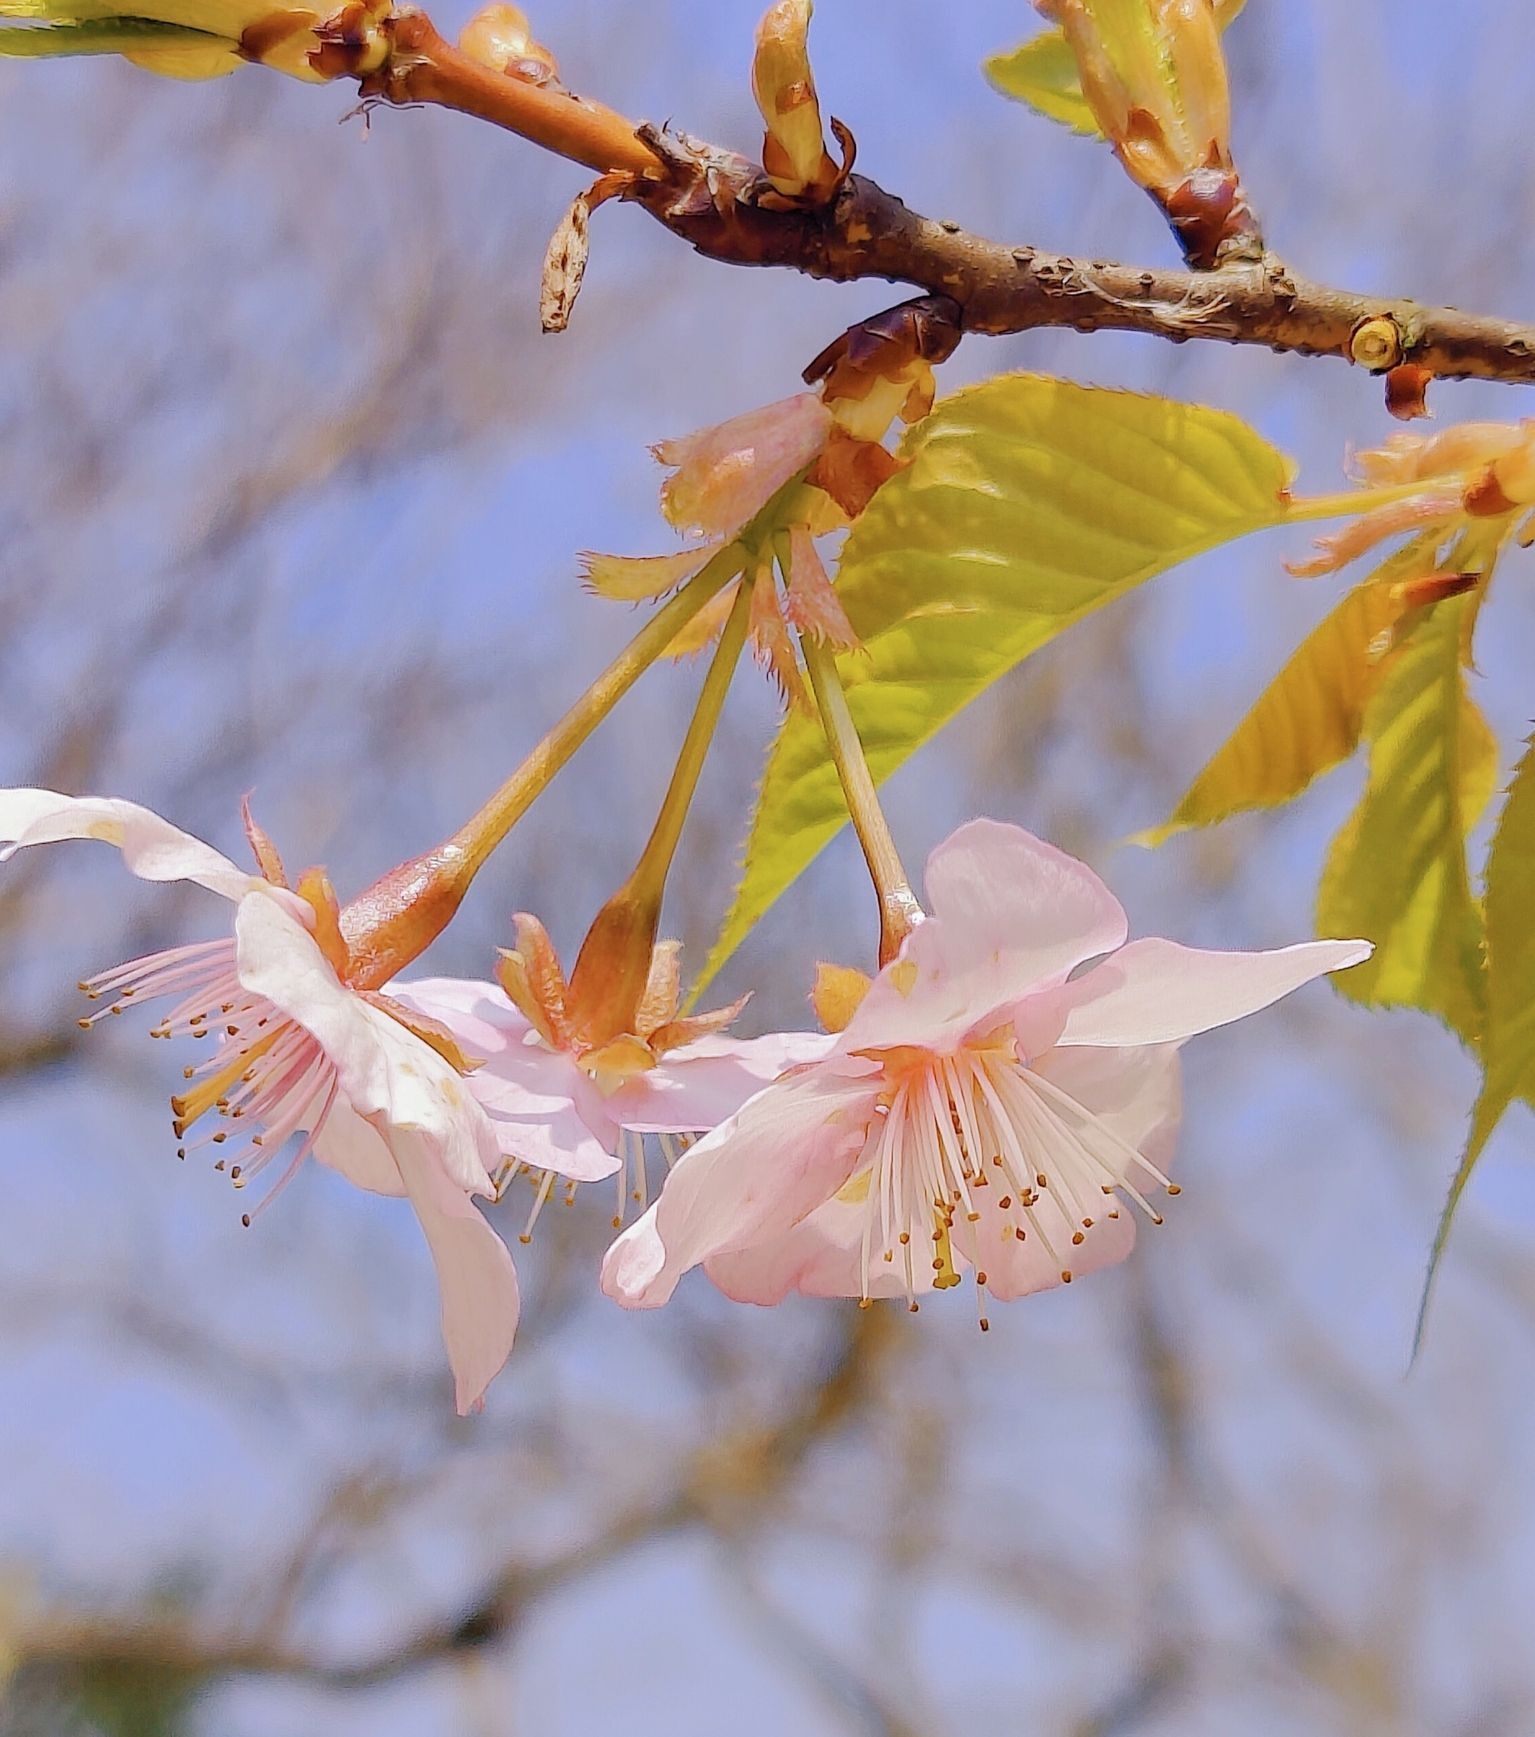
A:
[1037,0,1260,268]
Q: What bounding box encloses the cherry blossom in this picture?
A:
[0,788,519,1413]
[602,819,1369,1318]
[1291,419,1535,578]
[394,921,828,1236]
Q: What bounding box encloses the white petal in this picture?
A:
[606,1030,833,1135]
[0,788,257,901]
[235,896,498,1196]
[392,1130,520,1415]
[600,1066,872,1308]
[1032,1042,1182,1175]
[311,1096,407,1197]
[1055,937,1371,1048]
[842,819,1129,1053]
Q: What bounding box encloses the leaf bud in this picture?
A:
[752,0,840,202]
[1040,0,1258,266]
[1349,316,1406,373]
[459,3,560,84]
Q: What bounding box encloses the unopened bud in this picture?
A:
[459,3,560,84]
[805,297,960,441]
[655,393,833,540]
[752,0,838,202]
[1042,0,1256,266]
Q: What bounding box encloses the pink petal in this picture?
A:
[843,820,1129,1053]
[312,1096,407,1197]
[961,1195,1137,1302]
[235,897,499,1196]
[704,1195,922,1303]
[655,394,832,539]
[953,1046,1180,1302]
[1055,937,1371,1049]
[1032,1042,1182,1176]
[600,1067,873,1308]
[0,788,257,901]
[392,1129,520,1416]
[480,1096,620,1183]
[389,977,529,1061]
[397,977,620,1181]
[608,1029,833,1134]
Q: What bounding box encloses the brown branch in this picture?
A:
[374,13,663,179]
[13,1306,893,1692]
[371,15,1535,390]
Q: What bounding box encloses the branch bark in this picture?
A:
[368,15,1535,389]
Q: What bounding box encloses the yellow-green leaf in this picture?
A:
[1416,735,1535,1356]
[0,14,232,72]
[985,0,1245,138]
[1316,592,1493,1044]
[985,31,1100,133]
[1137,540,1446,845]
[0,0,348,77]
[697,374,1294,991]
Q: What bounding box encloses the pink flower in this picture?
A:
[654,394,834,543]
[0,788,519,1414]
[394,925,828,1233]
[602,820,1369,1316]
[581,393,859,706]
[1290,418,1535,578]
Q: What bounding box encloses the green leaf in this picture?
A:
[697,374,1294,990]
[1138,539,1442,845]
[1416,736,1535,1356]
[0,14,223,53]
[1316,591,1493,1044]
[985,0,1245,138]
[984,32,1100,133]
[1474,738,1535,1119]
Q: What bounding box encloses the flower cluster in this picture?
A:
[2,787,1364,1411]
[0,0,1370,1408]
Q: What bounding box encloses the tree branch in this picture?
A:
[371,15,1535,390]
[12,1307,893,1693]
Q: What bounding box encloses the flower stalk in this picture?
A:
[799,630,920,966]
[449,551,740,882]
[565,576,754,1035]
[371,10,663,178]
[339,552,738,987]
